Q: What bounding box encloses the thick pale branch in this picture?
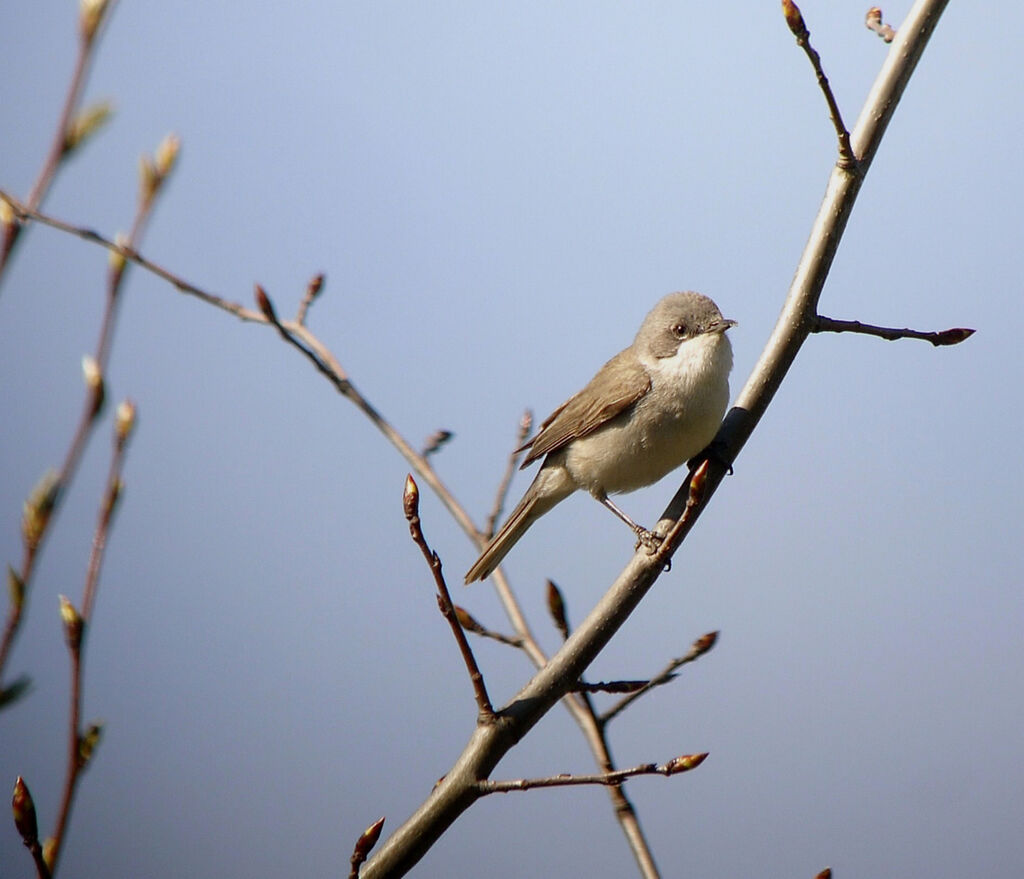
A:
[363,2,951,874]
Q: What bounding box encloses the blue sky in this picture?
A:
[2,2,1021,876]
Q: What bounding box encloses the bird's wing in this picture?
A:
[518,350,651,467]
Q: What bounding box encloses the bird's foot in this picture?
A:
[633,527,664,556]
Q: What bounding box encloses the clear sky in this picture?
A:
[2,2,1021,877]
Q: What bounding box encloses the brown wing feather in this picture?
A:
[518,350,651,467]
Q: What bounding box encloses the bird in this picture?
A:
[465,291,734,583]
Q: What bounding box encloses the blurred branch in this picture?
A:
[49,403,135,875]
[0,135,174,699]
[813,315,974,346]
[483,410,532,540]
[0,0,117,288]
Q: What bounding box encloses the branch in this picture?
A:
[483,411,532,540]
[0,135,176,697]
[362,2,952,873]
[0,187,664,869]
[478,754,708,794]
[0,0,117,287]
[813,315,974,346]
[601,631,719,724]
[403,476,494,720]
[47,402,135,874]
[781,0,856,168]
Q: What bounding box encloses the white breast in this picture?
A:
[564,331,732,496]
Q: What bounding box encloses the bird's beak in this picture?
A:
[709,318,737,334]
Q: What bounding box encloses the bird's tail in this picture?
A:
[465,468,571,583]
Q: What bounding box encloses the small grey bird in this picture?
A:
[465,291,735,583]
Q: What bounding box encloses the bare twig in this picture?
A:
[601,631,719,724]
[48,400,135,875]
[781,0,857,169]
[478,754,708,794]
[362,3,952,872]
[295,272,325,326]
[483,411,533,539]
[866,7,897,42]
[546,579,570,641]
[0,0,117,286]
[404,476,495,720]
[0,199,654,865]
[813,315,974,346]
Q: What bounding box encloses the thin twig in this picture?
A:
[813,315,974,346]
[403,476,494,720]
[478,754,708,794]
[483,410,533,540]
[0,0,117,286]
[49,402,135,875]
[295,272,324,326]
[781,0,857,169]
[601,631,718,724]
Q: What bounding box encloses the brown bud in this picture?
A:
[664,752,708,775]
[352,816,385,860]
[12,776,39,845]
[306,273,324,299]
[403,474,420,521]
[692,630,719,657]
[546,579,569,639]
[454,605,485,635]
[254,284,278,323]
[688,458,710,507]
[815,870,832,879]
[781,0,808,39]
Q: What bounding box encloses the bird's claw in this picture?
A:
[634,528,664,555]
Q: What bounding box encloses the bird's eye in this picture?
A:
[672,323,687,337]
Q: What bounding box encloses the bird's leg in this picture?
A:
[597,494,662,555]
